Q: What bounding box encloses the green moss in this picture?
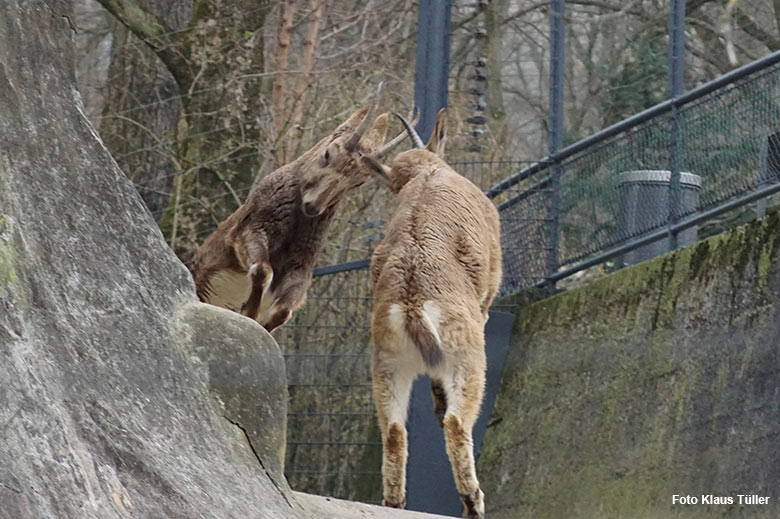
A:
[0,244,17,287]
[737,341,755,379]
[652,249,693,329]
[688,239,711,280]
[0,215,19,290]
[190,0,213,25]
[672,371,691,432]
[518,209,780,341]
[757,245,773,288]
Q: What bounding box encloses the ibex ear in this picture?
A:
[426,108,447,157]
[365,113,389,149]
[361,156,394,191]
[341,105,369,131]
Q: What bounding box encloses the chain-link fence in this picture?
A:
[274,265,380,502]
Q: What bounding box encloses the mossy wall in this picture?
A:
[478,211,780,519]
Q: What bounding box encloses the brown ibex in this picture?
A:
[191,84,407,332]
[362,109,502,519]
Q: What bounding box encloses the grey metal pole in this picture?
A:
[545,0,565,284]
[413,0,452,142]
[667,0,686,251]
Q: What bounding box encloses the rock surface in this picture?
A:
[0,2,446,518]
[479,212,780,518]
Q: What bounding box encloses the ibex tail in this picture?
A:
[405,303,444,368]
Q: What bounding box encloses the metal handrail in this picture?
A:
[542,180,780,285]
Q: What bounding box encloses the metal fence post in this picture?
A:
[667,0,686,252]
[414,0,452,142]
[545,0,565,284]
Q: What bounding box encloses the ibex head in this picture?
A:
[299,83,409,217]
[361,108,448,194]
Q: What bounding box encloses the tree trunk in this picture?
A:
[271,0,295,134]
[484,0,507,159]
[284,0,331,164]
[99,19,182,221]
[96,0,273,263]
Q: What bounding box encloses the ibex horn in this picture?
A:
[395,111,425,149]
[374,106,419,159]
[344,81,383,152]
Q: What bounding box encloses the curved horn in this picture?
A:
[344,81,383,151]
[395,111,424,149]
[373,106,419,159]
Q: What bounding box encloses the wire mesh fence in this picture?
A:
[274,266,382,503]
[569,56,780,266]
[491,52,780,285]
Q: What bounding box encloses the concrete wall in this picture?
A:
[478,212,780,518]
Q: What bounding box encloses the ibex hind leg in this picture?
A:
[372,356,415,509]
[441,360,486,519]
[431,379,447,428]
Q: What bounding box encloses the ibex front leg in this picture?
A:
[232,230,272,321]
[261,273,309,332]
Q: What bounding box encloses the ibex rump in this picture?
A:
[363,109,502,519]
[191,85,403,332]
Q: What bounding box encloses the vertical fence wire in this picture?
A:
[546,0,566,283]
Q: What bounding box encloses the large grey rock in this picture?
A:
[0,2,448,518]
[0,2,290,517]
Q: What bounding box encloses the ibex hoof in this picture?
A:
[461,488,485,519]
[382,498,406,509]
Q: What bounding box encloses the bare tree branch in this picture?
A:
[95,0,191,86]
[735,7,780,51]
[271,0,296,134]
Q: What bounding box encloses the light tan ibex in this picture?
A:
[362,109,502,518]
[191,83,408,332]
